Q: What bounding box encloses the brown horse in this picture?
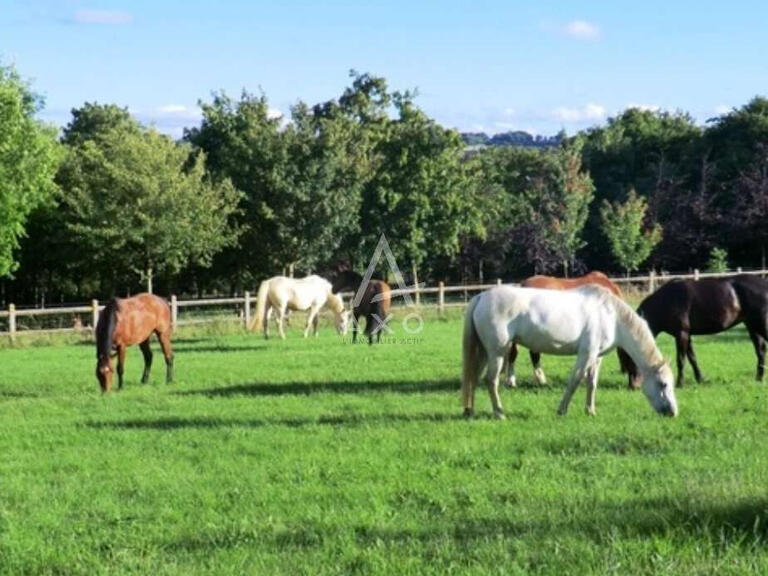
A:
[508,271,637,388]
[332,270,392,344]
[95,293,174,391]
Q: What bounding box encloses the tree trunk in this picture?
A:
[479,259,484,284]
[289,263,295,278]
[146,266,153,294]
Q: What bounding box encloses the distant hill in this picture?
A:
[461,130,563,148]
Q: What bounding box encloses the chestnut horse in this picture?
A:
[507,271,637,388]
[332,270,392,345]
[95,293,174,392]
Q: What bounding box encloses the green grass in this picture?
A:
[1,311,768,575]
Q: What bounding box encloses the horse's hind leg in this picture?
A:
[675,333,689,387]
[584,358,602,416]
[505,343,518,389]
[116,345,126,390]
[486,352,506,420]
[530,351,547,385]
[557,353,589,416]
[139,339,153,383]
[157,330,174,383]
[685,337,703,383]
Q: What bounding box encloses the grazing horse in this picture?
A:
[252,275,348,339]
[95,294,174,392]
[508,271,637,388]
[634,275,768,386]
[462,285,677,419]
[332,270,392,345]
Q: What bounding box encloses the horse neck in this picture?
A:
[614,303,663,373]
[325,291,345,315]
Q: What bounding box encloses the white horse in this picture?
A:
[252,275,349,339]
[462,285,678,419]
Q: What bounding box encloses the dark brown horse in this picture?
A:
[332,270,391,345]
[508,271,637,388]
[635,275,768,386]
[95,293,174,391]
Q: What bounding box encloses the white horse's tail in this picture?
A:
[251,279,271,332]
[462,295,486,413]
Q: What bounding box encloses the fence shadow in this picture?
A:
[85,411,465,431]
[175,377,459,398]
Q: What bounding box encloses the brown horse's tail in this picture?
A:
[251,279,271,332]
[462,295,486,413]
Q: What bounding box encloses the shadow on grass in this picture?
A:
[175,378,459,397]
[171,344,268,354]
[0,390,39,399]
[85,411,465,431]
[163,497,768,554]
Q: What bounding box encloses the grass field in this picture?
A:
[1,310,768,575]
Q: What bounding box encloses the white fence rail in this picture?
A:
[0,268,765,340]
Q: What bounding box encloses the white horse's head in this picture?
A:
[335,309,350,335]
[641,361,678,417]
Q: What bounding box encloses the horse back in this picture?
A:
[113,293,171,346]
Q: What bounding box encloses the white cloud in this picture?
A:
[267,108,283,120]
[627,103,661,113]
[563,20,600,40]
[714,104,732,115]
[502,107,516,117]
[74,10,133,25]
[551,103,606,122]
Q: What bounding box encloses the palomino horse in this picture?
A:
[252,275,348,339]
[462,285,677,419]
[635,275,768,386]
[332,270,392,345]
[95,294,174,392]
[507,271,636,388]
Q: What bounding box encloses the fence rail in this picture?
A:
[1,268,765,339]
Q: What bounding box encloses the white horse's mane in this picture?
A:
[575,284,663,367]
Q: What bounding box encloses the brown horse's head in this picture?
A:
[96,356,113,392]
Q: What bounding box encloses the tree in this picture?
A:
[59,120,241,293]
[0,64,61,278]
[706,247,729,273]
[600,189,662,276]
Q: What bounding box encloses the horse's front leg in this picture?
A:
[557,354,589,416]
[675,333,688,387]
[263,304,272,340]
[277,307,287,340]
[486,352,506,420]
[303,307,318,338]
[584,357,602,416]
[116,345,126,390]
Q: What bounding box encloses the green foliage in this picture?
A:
[707,247,729,273]
[58,117,241,290]
[0,64,61,277]
[600,189,662,275]
[2,320,768,573]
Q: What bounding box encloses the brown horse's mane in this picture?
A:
[522,271,622,297]
[96,298,119,360]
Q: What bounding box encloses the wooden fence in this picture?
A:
[0,268,765,340]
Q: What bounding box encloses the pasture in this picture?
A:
[1,312,767,575]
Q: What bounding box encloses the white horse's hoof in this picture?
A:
[505,375,517,389]
[585,407,596,416]
[534,368,547,385]
[494,411,506,420]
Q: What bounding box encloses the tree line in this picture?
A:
[2,64,768,306]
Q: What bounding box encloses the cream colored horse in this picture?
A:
[252,275,348,339]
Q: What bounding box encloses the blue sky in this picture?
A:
[3,0,767,137]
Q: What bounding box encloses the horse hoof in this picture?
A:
[505,376,517,389]
[585,407,596,416]
[462,408,474,419]
[494,411,506,420]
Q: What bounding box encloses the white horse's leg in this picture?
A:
[277,306,287,340]
[486,352,506,420]
[533,366,547,385]
[264,304,273,339]
[505,343,517,389]
[304,306,318,338]
[584,358,602,416]
[313,312,320,337]
[557,353,589,416]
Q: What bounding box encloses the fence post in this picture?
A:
[438,282,445,317]
[244,291,251,329]
[648,270,656,294]
[694,269,700,281]
[91,300,99,332]
[8,304,16,341]
[496,278,502,286]
[737,267,742,273]
[171,295,178,329]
